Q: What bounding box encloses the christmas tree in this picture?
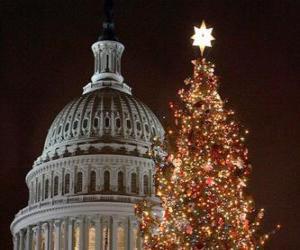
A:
[136,21,279,249]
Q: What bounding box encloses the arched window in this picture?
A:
[53,176,59,196]
[143,175,149,195]
[93,118,99,128]
[83,119,88,129]
[105,117,110,128]
[152,127,156,136]
[118,172,124,193]
[64,174,70,194]
[76,172,83,193]
[104,171,110,192]
[131,173,137,193]
[102,224,110,250]
[126,120,131,129]
[90,171,96,192]
[73,120,79,130]
[115,118,121,128]
[145,124,149,133]
[58,125,62,134]
[64,122,70,133]
[117,226,125,250]
[136,121,141,131]
[44,179,49,199]
[88,226,96,250]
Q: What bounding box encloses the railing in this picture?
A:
[15,194,159,218]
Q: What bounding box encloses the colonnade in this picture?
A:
[13,215,142,250]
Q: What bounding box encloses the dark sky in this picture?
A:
[1,0,299,249]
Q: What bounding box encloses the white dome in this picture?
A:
[37,88,164,165]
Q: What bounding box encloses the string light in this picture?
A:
[135,41,279,250]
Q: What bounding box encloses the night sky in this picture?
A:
[1,0,299,249]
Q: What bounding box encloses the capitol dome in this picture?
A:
[11,1,164,249]
[38,88,164,165]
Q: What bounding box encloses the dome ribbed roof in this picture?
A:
[39,88,164,163]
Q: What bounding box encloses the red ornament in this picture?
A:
[186,224,193,235]
[205,177,215,186]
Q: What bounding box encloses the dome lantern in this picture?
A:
[83,0,131,95]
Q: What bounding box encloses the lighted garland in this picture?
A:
[135,58,279,250]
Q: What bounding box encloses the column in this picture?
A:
[54,220,61,250]
[70,169,76,195]
[111,169,117,192]
[125,219,130,250]
[128,217,134,250]
[124,168,128,194]
[137,231,142,250]
[79,216,86,250]
[95,216,102,250]
[48,221,53,250]
[67,218,74,250]
[111,216,117,250]
[85,217,90,250]
[63,218,69,250]
[42,223,49,250]
[99,168,104,191]
[19,230,24,250]
[25,226,31,250]
[96,168,101,192]
[13,233,18,250]
[35,224,41,250]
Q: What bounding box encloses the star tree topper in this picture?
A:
[191,21,215,56]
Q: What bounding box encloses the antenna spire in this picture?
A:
[99,0,118,41]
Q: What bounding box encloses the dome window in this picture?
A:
[115,118,121,128]
[65,123,70,133]
[93,118,99,128]
[145,124,149,133]
[83,119,88,129]
[58,125,62,134]
[126,120,131,129]
[152,127,156,136]
[52,128,56,137]
[105,117,110,128]
[136,121,141,131]
[73,120,79,130]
